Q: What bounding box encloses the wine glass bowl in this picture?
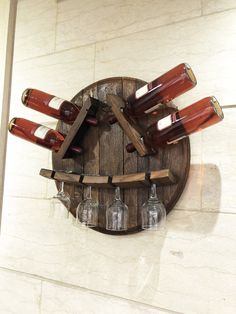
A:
[50,181,71,220]
[106,187,128,231]
[76,186,98,228]
[141,184,166,230]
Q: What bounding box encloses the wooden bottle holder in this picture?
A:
[40,77,190,235]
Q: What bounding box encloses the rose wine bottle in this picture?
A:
[8,117,83,154]
[21,88,98,126]
[126,96,224,153]
[125,63,197,117]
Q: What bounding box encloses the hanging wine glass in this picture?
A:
[50,181,71,220]
[141,184,166,230]
[106,187,128,231]
[76,186,98,227]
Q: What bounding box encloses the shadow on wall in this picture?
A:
[201,163,221,212]
[170,163,221,234]
[123,164,221,301]
[63,163,221,302]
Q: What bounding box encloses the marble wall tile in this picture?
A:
[14,0,57,61]
[0,197,236,314]
[202,0,236,15]
[175,155,202,211]
[56,0,201,51]
[202,107,236,155]
[41,281,173,314]
[201,108,236,212]
[95,9,236,107]
[4,136,49,199]
[0,268,41,314]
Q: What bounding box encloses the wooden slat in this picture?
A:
[71,90,86,211]
[112,173,149,188]
[122,78,138,229]
[82,175,112,188]
[149,169,177,185]
[40,168,83,185]
[82,87,100,203]
[54,172,83,185]
[39,168,55,179]
[56,96,92,159]
[106,94,153,157]
[40,168,176,189]
[135,79,150,227]
[97,79,124,228]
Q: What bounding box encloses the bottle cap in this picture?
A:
[211,96,224,120]
[184,63,197,86]
[8,118,16,132]
[21,88,31,105]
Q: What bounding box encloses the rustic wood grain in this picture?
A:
[79,85,100,206]
[97,78,124,229]
[149,169,176,185]
[54,171,83,185]
[107,94,152,157]
[82,175,112,188]
[112,173,149,188]
[56,97,92,159]
[122,79,139,229]
[135,79,150,228]
[40,168,54,179]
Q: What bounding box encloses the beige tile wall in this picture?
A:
[1,0,236,313]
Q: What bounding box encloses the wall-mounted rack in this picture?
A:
[40,77,190,235]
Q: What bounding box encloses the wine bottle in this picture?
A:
[21,88,98,126]
[125,63,197,117]
[126,96,224,152]
[8,117,83,154]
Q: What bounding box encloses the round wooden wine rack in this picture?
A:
[51,77,190,235]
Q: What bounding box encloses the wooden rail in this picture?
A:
[40,168,177,188]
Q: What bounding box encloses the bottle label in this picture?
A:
[34,126,50,139]
[48,97,64,110]
[157,115,172,131]
[135,84,148,99]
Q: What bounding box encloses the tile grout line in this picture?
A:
[200,0,204,16]
[0,265,181,314]
[200,132,203,211]
[173,208,236,215]
[53,0,59,54]
[13,7,236,65]
[93,43,96,82]
[39,280,43,314]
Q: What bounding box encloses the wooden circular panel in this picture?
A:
[52,77,190,235]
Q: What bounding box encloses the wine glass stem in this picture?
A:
[58,181,64,194]
[86,186,92,200]
[115,187,121,200]
[150,184,157,199]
